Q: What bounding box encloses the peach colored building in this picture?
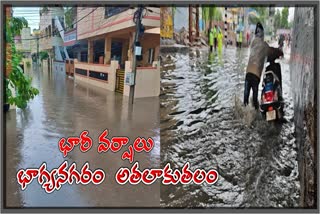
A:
[74,7,160,98]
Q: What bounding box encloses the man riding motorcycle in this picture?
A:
[243,22,283,110]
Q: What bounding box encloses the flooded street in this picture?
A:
[6,66,160,207]
[160,46,300,207]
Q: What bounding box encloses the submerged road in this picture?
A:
[6,66,160,207]
[160,45,300,208]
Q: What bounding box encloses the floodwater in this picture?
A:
[5,65,160,207]
[160,45,300,207]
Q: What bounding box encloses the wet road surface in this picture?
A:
[6,66,160,207]
[160,46,300,208]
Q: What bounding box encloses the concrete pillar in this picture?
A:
[110,60,119,91]
[88,40,93,63]
[104,36,111,64]
[128,32,135,62]
[121,39,129,65]
[123,61,132,96]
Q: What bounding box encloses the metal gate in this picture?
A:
[115,69,125,94]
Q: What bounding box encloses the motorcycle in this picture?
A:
[259,48,284,121]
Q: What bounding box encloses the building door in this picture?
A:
[115,69,125,94]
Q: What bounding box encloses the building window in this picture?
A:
[104,7,129,18]
[75,68,87,76]
[89,71,108,81]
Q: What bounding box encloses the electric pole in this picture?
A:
[189,6,193,44]
[129,7,144,104]
[196,6,199,39]
[36,36,40,66]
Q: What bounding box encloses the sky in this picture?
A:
[12,7,40,31]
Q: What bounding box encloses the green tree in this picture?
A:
[202,6,222,34]
[274,9,282,30]
[281,7,289,28]
[64,7,75,30]
[39,51,49,61]
[9,17,28,36]
[5,18,39,109]
[249,7,268,25]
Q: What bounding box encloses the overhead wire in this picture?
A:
[13,7,98,41]
[13,6,160,43]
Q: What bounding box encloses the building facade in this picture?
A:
[73,6,160,98]
[39,7,68,72]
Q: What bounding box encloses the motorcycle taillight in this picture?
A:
[264,91,274,102]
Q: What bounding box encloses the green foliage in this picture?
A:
[249,7,267,25]
[273,8,290,30]
[40,7,49,16]
[5,17,28,41]
[274,9,282,30]
[10,17,28,36]
[202,6,222,34]
[39,51,49,61]
[202,6,222,22]
[5,18,39,109]
[281,7,289,29]
[26,61,31,67]
[64,7,75,30]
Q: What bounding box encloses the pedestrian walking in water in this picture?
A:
[209,28,214,52]
[236,32,239,47]
[217,27,223,52]
[213,25,218,50]
[239,31,243,49]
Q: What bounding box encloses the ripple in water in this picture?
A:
[160,47,299,208]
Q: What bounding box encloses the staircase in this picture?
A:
[54,16,70,60]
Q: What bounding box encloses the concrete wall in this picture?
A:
[124,61,160,98]
[77,7,160,40]
[290,7,316,208]
[39,7,64,31]
[39,7,64,51]
[22,58,33,73]
[42,59,49,72]
[137,33,160,67]
[53,61,66,73]
[74,60,118,91]
[21,27,32,50]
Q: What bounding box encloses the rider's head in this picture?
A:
[255,22,264,38]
